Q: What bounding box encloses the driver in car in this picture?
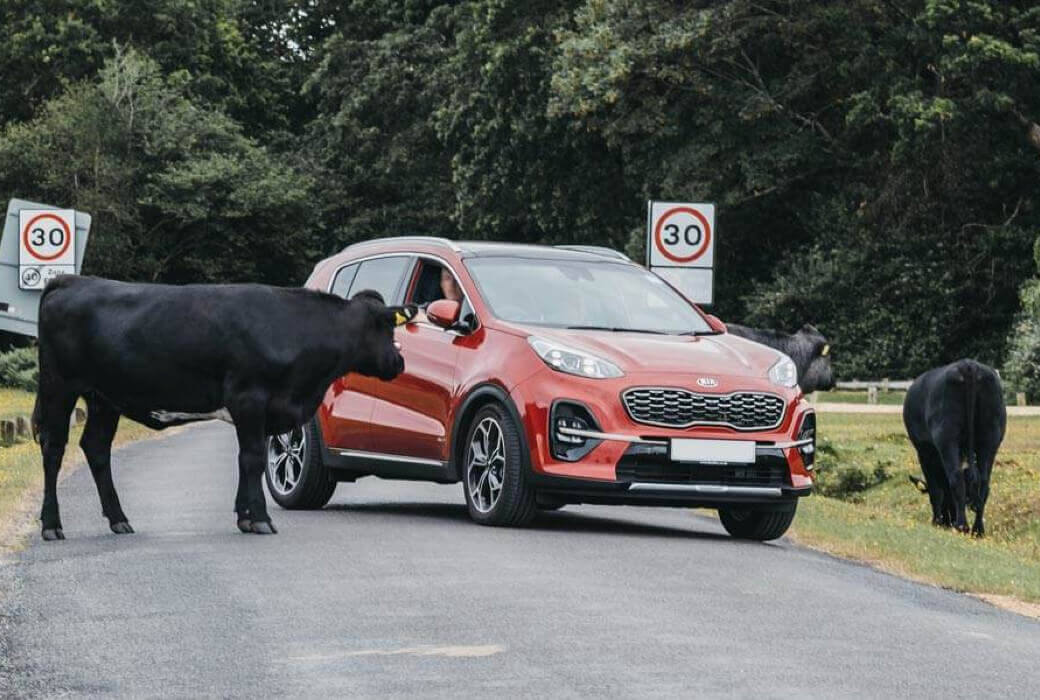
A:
[414,266,463,323]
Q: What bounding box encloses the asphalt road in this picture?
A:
[2,422,1039,698]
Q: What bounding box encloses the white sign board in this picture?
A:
[1,199,91,337]
[18,209,76,290]
[646,201,716,305]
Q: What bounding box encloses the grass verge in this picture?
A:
[791,412,1040,606]
[0,389,156,550]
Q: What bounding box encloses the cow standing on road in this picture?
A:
[33,276,415,540]
[726,323,836,394]
[903,359,1006,536]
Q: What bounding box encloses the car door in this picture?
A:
[367,257,464,468]
[319,255,413,452]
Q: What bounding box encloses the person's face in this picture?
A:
[440,269,462,302]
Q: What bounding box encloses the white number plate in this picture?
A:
[670,439,755,464]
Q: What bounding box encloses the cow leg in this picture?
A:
[229,395,276,535]
[36,384,78,541]
[81,394,133,534]
[915,446,947,527]
[971,447,997,538]
[938,444,969,533]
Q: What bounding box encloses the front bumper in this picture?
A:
[509,369,815,507]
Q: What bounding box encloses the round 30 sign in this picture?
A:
[653,206,712,264]
[17,208,77,290]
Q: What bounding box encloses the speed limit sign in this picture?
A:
[647,201,716,304]
[18,209,76,290]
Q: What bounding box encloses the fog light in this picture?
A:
[550,401,603,462]
[797,412,816,470]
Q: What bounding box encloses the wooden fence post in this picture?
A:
[867,386,879,405]
[1017,392,1027,407]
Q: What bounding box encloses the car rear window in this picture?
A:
[348,256,411,303]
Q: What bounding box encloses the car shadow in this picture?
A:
[324,501,733,542]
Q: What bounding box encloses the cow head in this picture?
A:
[349,289,416,381]
[796,324,836,393]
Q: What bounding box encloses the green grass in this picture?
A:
[0,388,155,540]
[792,412,1040,602]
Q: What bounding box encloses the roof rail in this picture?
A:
[554,245,632,261]
[341,236,461,253]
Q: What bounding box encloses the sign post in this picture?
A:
[646,200,716,305]
[1,199,91,337]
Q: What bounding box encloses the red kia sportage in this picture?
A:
[265,237,816,540]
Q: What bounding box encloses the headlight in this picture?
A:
[768,355,798,388]
[528,336,624,379]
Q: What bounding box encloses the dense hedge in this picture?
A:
[0,346,38,392]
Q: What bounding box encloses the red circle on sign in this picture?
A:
[654,207,712,263]
[22,213,72,262]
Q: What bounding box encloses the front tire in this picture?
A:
[265,419,336,509]
[463,404,537,526]
[718,504,797,541]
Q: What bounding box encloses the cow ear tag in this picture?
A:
[394,312,409,326]
[821,344,830,357]
[393,306,417,326]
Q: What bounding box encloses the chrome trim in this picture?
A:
[621,386,787,432]
[627,483,783,497]
[556,427,666,444]
[556,427,812,451]
[336,449,445,468]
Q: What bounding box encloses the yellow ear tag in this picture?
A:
[821,344,830,357]
[394,312,408,326]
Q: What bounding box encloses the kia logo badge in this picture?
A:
[697,377,719,388]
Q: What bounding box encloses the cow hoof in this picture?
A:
[41,528,65,541]
[250,521,277,535]
[110,521,135,535]
[236,518,253,533]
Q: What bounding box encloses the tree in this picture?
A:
[0,49,316,285]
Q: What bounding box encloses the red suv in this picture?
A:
[265,237,815,540]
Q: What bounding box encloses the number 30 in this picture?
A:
[663,223,702,246]
[31,227,64,247]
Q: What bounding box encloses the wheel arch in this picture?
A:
[450,383,531,481]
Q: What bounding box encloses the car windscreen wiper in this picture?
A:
[677,330,721,336]
[565,325,669,335]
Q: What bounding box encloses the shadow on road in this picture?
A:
[324,501,734,542]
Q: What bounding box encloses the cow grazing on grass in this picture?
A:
[33,276,415,540]
[903,359,1006,536]
[726,323,836,394]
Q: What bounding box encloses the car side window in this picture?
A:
[348,256,411,303]
[330,263,359,299]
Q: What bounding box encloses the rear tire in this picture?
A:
[463,404,537,526]
[265,419,336,509]
[718,504,797,541]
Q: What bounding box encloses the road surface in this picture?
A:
[2,422,1039,697]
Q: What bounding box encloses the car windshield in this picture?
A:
[464,257,714,334]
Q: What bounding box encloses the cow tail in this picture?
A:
[31,391,41,443]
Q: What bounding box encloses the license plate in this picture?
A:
[670,439,755,464]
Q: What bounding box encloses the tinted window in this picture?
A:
[330,263,359,298]
[348,257,411,303]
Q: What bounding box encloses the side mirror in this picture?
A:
[426,299,461,329]
[705,314,727,333]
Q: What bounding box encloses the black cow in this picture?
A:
[726,323,836,394]
[903,359,1006,536]
[33,276,415,540]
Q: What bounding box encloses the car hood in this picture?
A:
[529,328,785,379]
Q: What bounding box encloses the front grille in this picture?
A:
[616,445,789,487]
[622,387,785,431]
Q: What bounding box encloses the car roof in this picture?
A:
[340,237,633,264]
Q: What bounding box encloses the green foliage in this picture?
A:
[0,347,38,392]
[1004,238,1040,401]
[813,435,894,501]
[0,48,316,285]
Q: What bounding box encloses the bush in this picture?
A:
[1004,238,1040,402]
[813,437,893,501]
[0,346,38,392]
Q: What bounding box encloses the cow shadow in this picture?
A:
[323,501,733,542]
